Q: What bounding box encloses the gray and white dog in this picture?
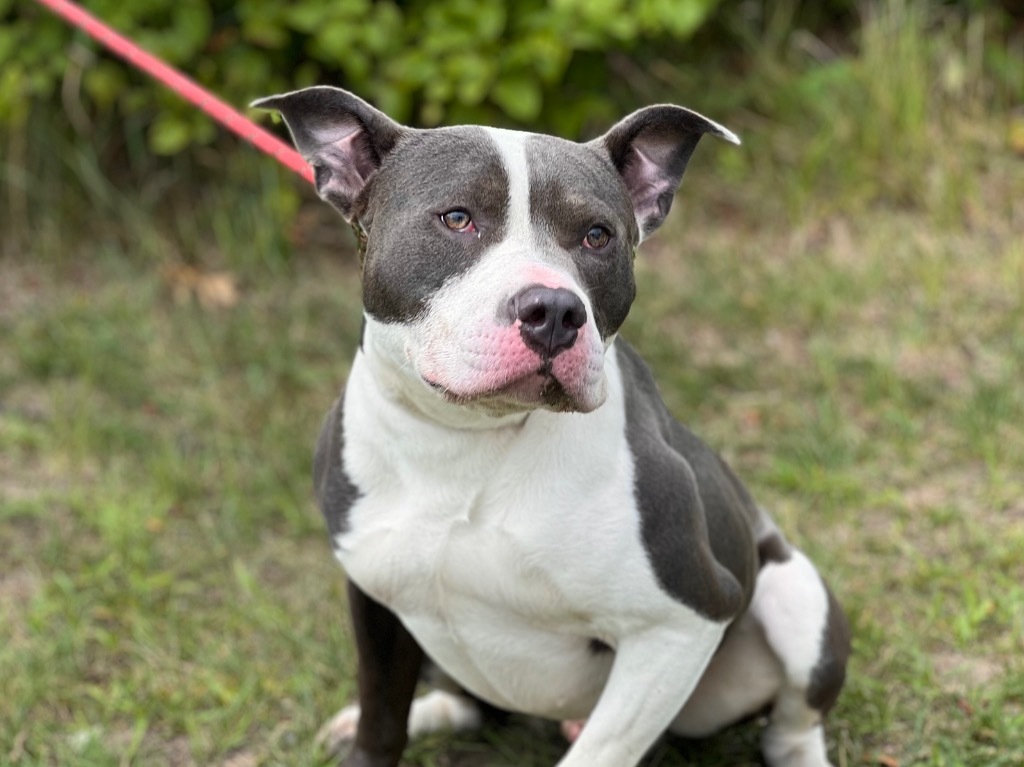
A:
[253,86,850,767]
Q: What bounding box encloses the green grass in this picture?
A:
[2,2,1023,765]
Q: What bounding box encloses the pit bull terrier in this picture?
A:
[253,86,851,767]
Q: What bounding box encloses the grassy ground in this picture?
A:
[2,4,1023,766]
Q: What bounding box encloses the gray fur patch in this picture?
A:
[806,581,851,713]
[313,395,360,540]
[756,532,792,567]
[616,340,757,621]
[359,127,510,324]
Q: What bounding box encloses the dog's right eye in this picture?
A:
[441,209,476,233]
[583,225,612,250]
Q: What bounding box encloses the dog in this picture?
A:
[252,86,851,767]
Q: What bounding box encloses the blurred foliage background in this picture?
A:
[4,0,1022,143]
[2,0,1022,265]
[4,0,732,147]
[4,1,1021,156]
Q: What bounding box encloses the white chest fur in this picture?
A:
[331,346,703,718]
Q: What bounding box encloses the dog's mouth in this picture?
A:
[423,367,580,415]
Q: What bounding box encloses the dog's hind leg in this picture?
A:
[749,547,850,767]
[668,540,849,767]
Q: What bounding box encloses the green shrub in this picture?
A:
[3,0,721,149]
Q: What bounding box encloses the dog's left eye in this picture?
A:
[583,225,612,249]
[441,209,476,233]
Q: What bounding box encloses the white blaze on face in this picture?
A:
[487,128,534,248]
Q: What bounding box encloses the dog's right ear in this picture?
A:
[251,86,406,221]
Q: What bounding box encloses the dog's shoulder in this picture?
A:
[313,391,361,539]
[614,339,759,621]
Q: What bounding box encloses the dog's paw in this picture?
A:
[315,703,361,757]
[408,690,482,737]
[762,723,834,767]
[315,692,481,756]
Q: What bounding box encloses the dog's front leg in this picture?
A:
[341,580,424,767]
[556,620,727,767]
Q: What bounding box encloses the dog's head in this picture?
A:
[253,87,737,419]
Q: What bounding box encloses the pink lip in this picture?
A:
[425,371,579,413]
[423,366,548,402]
[416,319,605,412]
[422,359,599,414]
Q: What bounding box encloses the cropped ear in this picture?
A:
[590,105,739,240]
[251,86,407,221]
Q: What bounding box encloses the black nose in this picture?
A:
[512,286,587,358]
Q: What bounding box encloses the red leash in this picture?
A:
[33,0,315,185]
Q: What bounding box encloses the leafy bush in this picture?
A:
[3,0,722,151]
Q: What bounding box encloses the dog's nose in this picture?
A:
[512,286,587,358]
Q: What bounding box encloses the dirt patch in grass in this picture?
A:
[0,568,42,644]
[0,260,49,323]
[932,651,1003,695]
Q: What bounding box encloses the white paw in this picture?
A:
[762,723,834,767]
[314,692,482,755]
[408,690,482,737]
[315,703,361,756]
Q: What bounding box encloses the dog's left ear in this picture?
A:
[251,86,407,221]
[590,105,739,240]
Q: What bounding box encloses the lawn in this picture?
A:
[1,5,1022,766]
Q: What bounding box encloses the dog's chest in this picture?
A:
[332,357,652,715]
[337,407,638,614]
[339,435,631,715]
